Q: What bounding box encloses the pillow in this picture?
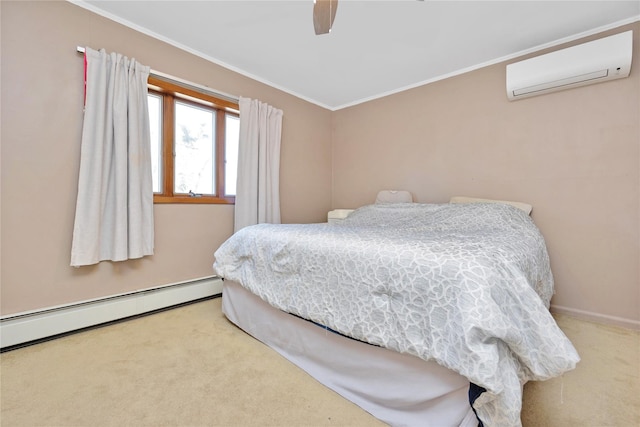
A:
[375,190,413,204]
[449,196,533,215]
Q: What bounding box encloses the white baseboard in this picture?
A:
[0,276,223,349]
[551,304,640,331]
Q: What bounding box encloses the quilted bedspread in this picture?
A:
[213,203,580,426]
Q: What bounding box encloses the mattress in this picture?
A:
[222,279,478,427]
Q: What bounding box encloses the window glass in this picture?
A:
[225,114,240,196]
[148,94,162,193]
[174,101,215,195]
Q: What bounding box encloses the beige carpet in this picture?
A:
[1,297,638,427]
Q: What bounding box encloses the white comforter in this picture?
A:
[213,203,580,426]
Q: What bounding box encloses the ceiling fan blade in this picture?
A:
[313,0,338,35]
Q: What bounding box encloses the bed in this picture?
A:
[213,201,580,427]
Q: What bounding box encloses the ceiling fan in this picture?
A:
[313,0,423,35]
[313,0,338,35]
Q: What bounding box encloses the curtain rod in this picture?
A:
[76,46,239,104]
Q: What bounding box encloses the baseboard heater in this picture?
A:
[0,276,223,350]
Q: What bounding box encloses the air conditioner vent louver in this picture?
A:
[506,31,632,101]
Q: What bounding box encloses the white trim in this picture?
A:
[0,277,222,349]
[551,304,640,331]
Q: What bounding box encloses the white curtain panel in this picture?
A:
[234,97,283,233]
[70,47,154,267]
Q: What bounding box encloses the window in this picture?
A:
[148,76,239,204]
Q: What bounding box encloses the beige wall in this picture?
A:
[332,23,640,324]
[0,1,332,315]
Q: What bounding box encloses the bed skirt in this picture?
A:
[222,280,477,427]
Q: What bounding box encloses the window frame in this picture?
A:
[148,76,239,205]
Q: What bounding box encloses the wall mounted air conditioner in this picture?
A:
[506,30,633,101]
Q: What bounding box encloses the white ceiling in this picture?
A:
[75,1,639,110]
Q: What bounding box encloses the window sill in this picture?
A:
[153,195,235,205]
